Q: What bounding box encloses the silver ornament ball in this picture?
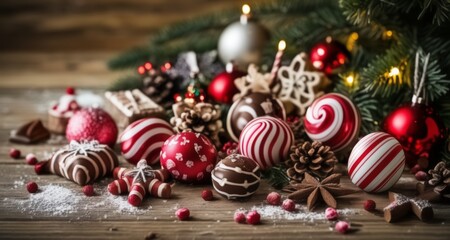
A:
[218,21,270,70]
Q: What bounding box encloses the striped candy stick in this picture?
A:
[113,166,171,182]
[146,178,171,199]
[107,176,134,195]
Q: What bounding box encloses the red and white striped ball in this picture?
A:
[160,131,217,183]
[304,93,360,153]
[120,118,174,165]
[239,116,294,170]
[348,132,406,193]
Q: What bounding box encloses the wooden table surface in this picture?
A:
[0,53,450,240]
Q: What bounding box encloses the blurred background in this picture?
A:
[0,0,243,88]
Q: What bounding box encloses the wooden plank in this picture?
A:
[0,88,449,239]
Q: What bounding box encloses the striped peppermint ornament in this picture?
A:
[348,132,406,193]
[120,118,174,165]
[304,93,360,153]
[239,116,294,170]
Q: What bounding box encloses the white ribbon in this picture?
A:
[125,159,155,183]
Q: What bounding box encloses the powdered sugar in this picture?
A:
[11,183,152,217]
[248,204,359,222]
[17,184,80,216]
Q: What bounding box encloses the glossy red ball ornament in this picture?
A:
[309,38,350,75]
[384,103,446,168]
[160,131,218,183]
[208,63,246,104]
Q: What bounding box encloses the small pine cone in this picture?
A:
[170,102,223,147]
[286,116,307,145]
[142,69,177,107]
[428,161,450,196]
[285,141,337,182]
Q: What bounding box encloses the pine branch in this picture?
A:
[108,75,143,91]
[108,47,151,70]
[262,166,290,189]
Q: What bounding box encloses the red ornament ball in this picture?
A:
[66,107,118,147]
[363,200,376,211]
[335,221,350,234]
[246,210,261,225]
[234,211,246,224]
[266,192,281,205]
[26,153,38,165]
[82,185,95,196]
[120,118,174,165]
[176,208,190,221]
[383,103,446,168]
[201,189,214,201]
[9,148,21,159]
[26,181,38,193]
[309,38,350,75]
[160,132,217,183]
[207,64,245,104]
[282,199,296,212]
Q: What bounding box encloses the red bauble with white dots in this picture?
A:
[160,131,218,183]
[309,38,350,75]
[207,64,246,104]
[66,107,118,147]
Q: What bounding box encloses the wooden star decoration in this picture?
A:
[276,53,323,115]
[233,64,273,100]
[383,192,434,223]
[283,172,358,210]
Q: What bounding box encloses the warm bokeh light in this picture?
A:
[144,62,152,70]
[278,40,286,51]
[389,67,400,77]
[350,32,359,41]
[138,66,146,75]
[346,75,354,85]
[242,4,251,15]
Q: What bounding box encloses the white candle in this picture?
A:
[270,40,286,82]
[240,4,251,24]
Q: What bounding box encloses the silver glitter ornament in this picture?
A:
[218,20,270,70]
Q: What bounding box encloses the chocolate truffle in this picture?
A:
[226,92,285,141]
[212,154,261,200]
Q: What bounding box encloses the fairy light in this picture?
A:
[144,62,152,70]
[346,75,354,85]
[389,67,400,77]
[137,66,146,75]
[347,32,359,51]
[344,73,358,89]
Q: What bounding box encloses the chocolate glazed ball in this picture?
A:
[212,154,261,200]
[226,92,286,141]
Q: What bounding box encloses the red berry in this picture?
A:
[415,171,428,181]
[26,181,38,193]
[176,208,190,221]
[335,221,349,234]
[201,189,213,201]
[26,153,38,165]
[234,211,246,224]
[266,192,281,205]
[83,185,95,196]
[363,199,376,211]
[9,148,21,159]
[66,107,118,147]
[34,161,46,175]
[66,87,75,95]
[282,199,296,212]
[325,207,339,220]
[410,164,421,174]
[246,210,261,225]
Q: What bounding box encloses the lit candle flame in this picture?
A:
[242,4,251,15]
[278,40,286,51]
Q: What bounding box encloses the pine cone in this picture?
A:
[428,161,450,196]
[170,102,223,147]
[285,141,337,183]
[142,69,176,107]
